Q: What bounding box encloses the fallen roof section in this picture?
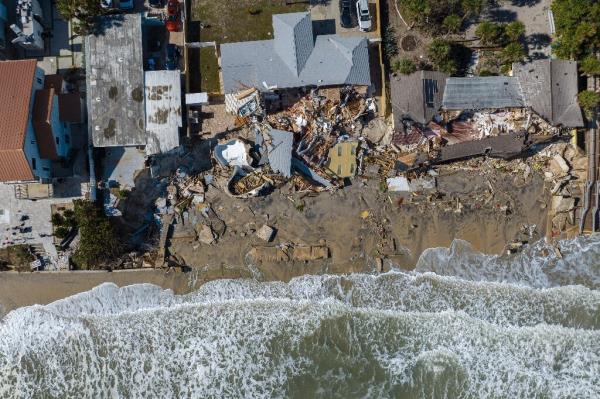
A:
[220,12,371,93]
[437,133,527,163]
[513,59,583,128]
[442,77,525,110]
[86,14,146,147]
[144,70,182,155]
[268,129,294,177]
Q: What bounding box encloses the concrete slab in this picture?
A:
[102,146,147,189]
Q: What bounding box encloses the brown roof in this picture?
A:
[0,59,37,181]
[32,88,58,160]
[44,74,64,91]
[58,92,83,123]
[0,150,34,181]
[0,59,37,150]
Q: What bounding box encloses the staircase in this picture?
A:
[14,184,27,199]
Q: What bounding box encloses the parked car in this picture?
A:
[166,0,182,32]
[166,44,180,70]
[356,0,372,32]
[149,0,164,8]
[119,0,134,10]
[339,0,356,29]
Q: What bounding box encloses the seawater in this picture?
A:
[1,236,600,398]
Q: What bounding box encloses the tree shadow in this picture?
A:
[510,0,541,7]
[527,33,552,50]
[487,8,518,23]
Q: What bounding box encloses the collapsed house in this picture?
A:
[220,12,372,115]
[390,59,584,162]
[86,14,182,188]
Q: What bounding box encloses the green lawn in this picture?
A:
[199,47,221,93]
[192,0,308,43]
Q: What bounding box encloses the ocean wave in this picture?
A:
[2,234,600,398]
[415,235,600,289]
[1,297,599,399]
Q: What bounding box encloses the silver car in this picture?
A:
[356,0,372,31]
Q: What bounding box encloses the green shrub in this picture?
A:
[51,213,65,226]
[247,7,262,15]
[443,14,462,34]
[393,58,417,75]
[54,226,70,239]
[578,90,600,116]
[71,200,121,270]
[478,69,496,76]
[552,0,600,59]
[581,56,600,76]
[382,27,399,59]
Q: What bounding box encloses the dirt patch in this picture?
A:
[167,156,548,280]
[401,34,418,51]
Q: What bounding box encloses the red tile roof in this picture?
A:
[0,60,38,181]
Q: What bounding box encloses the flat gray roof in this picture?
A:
[144,70,182,155]
[86,14,146,147]
[442,77,525,110]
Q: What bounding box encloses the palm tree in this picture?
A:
[443,14,462,34]
[501,42,525,65]
[461,0,484,19]
[475,22,501,46]
[505,21,526,43]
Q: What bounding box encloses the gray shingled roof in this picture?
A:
[390,70,448,125]
[86,14,145,147]
[442,77,525,110]
[268,129,293,177]
[513,59,583,128]
[220,12,371,93]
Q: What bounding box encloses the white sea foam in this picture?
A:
[1,235,600,398]
[415,235,600,289]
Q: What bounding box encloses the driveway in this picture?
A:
[310,0,380,39]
